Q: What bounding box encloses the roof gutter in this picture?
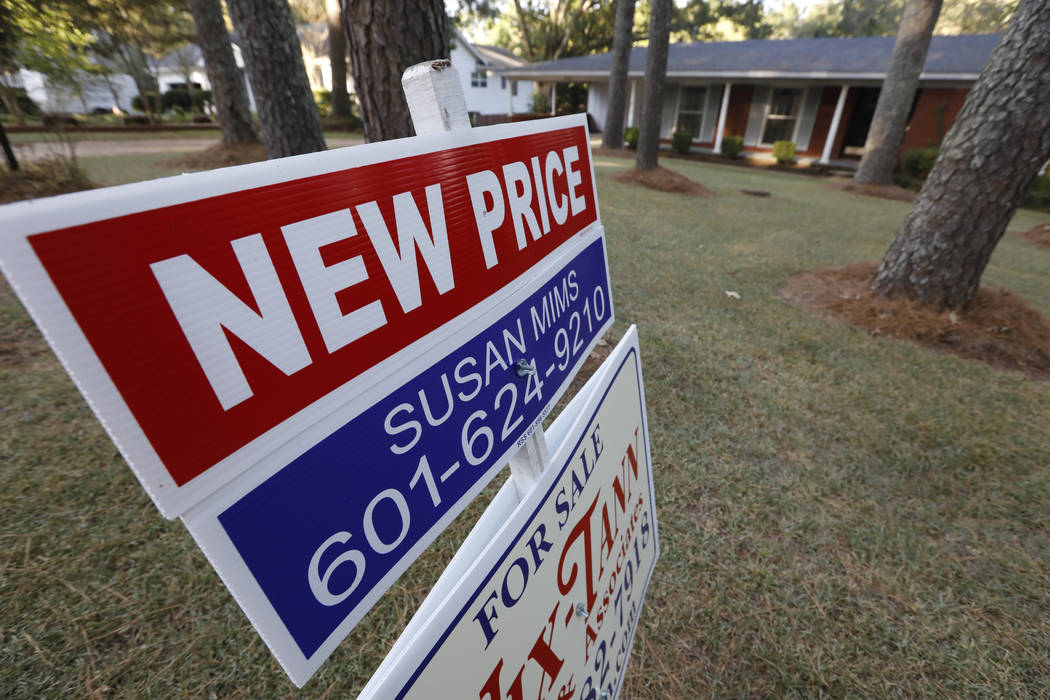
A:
[498,68,980,83]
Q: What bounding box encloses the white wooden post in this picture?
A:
[401,60,471,135]
[402,60,551,502]
[820,85,849,165]
[627,80,637,128]
[508,78,514,116]
[550,83,557,115]
[714,81,732,153]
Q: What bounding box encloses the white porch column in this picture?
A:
[550,83,557,115]
[627,80,637,127]
[820,85,850,165]
[508,79,514,115]
[713,82,732,153]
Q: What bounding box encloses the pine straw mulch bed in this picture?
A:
[162,143,268,170]
[610,165,715,197]
[1017,222,1050,248]
[780,262,1050,380]
[825,178,917,202]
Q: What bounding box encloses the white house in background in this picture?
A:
[20,42,256,115]
[450,27,537,120]
[20,26,534,121]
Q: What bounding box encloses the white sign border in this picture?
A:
[361,324,658,699]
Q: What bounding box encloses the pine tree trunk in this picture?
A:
[326,0,351,120]
[602,0,636,150]
[635,0,671,171]
[872,0,1050,309]
[187,0,258,146]
[853,0,942,185]
[343,0,448,143]
[226,0,326,158]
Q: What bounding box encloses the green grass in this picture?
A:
[2,155,1049,697]
[77,152,203,187]
[6,129,224,144]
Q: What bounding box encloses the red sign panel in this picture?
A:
[24,125,596,490]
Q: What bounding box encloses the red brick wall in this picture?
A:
[801,86,839,157]
[901,87,969,151]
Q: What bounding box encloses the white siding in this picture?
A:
[450,42,535,116]
[587,82,609,131]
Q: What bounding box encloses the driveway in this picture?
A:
[13,135,365,161]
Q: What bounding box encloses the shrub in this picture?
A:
[163,89,193,112]
[624,126,639,149]
[123,115,151,126]
[901,147,938,179]
[41,113,80,128]
[191,89,212,112]
[192,114,213,124]
[772,140,796,164]
[530,90,550,115]
[0,90,41,118]
[671,129,693,154]
[721,135,744,159]
[1022,173,1050,211]
[313,89,332,118]
[131,92,163,115]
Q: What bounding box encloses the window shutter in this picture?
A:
[700,84,723,143]
[744,85,769,146]
[659,86,679,138]
[794,87,824,151]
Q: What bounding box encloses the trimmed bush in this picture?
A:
[131,92,163,115]
[1022,173,1050,211]
[41,113,79,127]
[721,135,744,159]
[901,147,939,179]
[0,90,41,118]
[624,126,639,149]
[530,90,550,115]
[671,129,693,154]
[772,140,796,164]
[163,89,193,112]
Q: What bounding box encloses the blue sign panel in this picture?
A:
[218,238,612,658]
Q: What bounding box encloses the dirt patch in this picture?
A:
[162,143,268,170]
[825,178,917,202]
[780,262,1050,380]
[1017,222,1050,248]
[610,166,715,197]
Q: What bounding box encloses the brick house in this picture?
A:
[501,34,998,165]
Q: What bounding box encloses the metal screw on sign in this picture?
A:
[515,359,537,377]
[599,691,610,699]
[575,602,589,618]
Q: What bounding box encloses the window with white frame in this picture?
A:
[761,87,802,144]
[676,85,707,139]
[471,61,487,88]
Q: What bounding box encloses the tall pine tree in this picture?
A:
[871,0,1050,309]
[226,0,326,157]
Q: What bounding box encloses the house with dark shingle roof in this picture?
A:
[502,34,999,164]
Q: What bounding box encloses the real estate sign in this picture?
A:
[0,115,604,519]
[0,115,616,685]
[360,326,658,700]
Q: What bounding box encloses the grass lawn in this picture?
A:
[2,153,1049,697]
[5,129,225,144]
